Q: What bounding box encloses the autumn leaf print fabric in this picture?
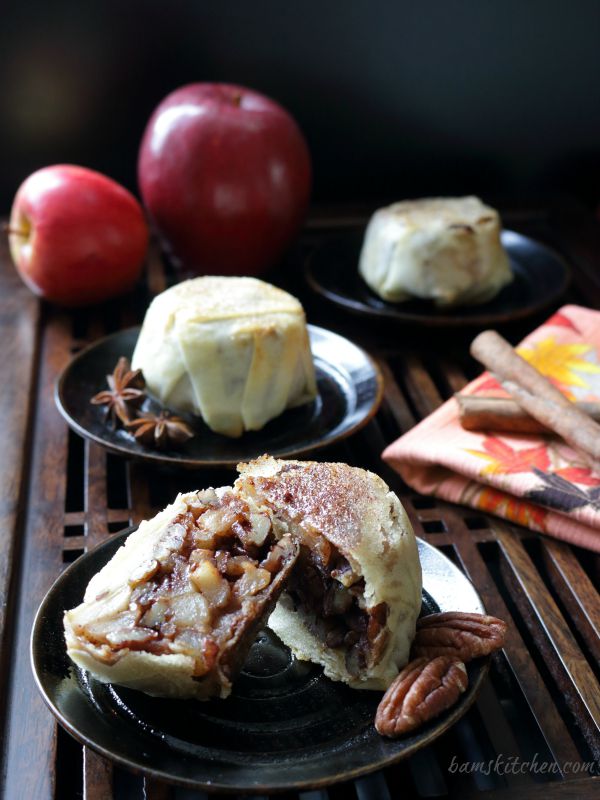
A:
[383,306,600,552]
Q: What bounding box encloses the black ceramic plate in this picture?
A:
[305,229,570,327]
[55,325,383,468]
[32,532,489,794]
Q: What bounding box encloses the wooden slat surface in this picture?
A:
[541,538,600,664]
[0,200,599,799]
[0,235,39,729]
[2,314,72,800]
[497,528,600,748]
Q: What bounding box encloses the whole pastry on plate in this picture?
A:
[236,456,422,690]
[358,196,513,307]
[64,488,298,699]
[131,276,317,437]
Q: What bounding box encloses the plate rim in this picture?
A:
[305,228,571,327]
[54,324,384,469]
[31,529,490,794]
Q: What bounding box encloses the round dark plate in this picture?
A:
[55,325,383,468]
[32,532,489,794]
[305,229,570,327]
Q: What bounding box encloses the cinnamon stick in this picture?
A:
[470,330,600,471]
[455,394,600,433]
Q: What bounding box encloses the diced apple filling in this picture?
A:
[73,490,296,678]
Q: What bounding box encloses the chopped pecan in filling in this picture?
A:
[73,489,297,685]
[286,530,389,677]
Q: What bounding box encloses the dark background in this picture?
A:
[1,0,599,213]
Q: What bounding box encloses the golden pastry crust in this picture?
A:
[359,196,512,307]
[131,277,317,437]
[237,457,382,554]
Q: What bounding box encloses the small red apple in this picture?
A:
[8,165,149,306]
[138,83,311,275]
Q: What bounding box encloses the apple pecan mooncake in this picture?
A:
[359,196,512,307]
[65,457,422,698]
[131,276,317,437]
[64,487,298,699]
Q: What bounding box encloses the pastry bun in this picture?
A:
[131,276,317,437]
[359,196,512,307]
[236,456,422,690]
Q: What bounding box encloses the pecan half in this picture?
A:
[375,656,468,737]
[412,611,507,662]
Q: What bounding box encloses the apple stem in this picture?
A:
[231,91,242,107]
[2,223,27,237]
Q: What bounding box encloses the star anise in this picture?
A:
[126,411,194,450]
[90,357,146,427]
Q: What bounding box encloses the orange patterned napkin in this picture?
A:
[383,305,600,552]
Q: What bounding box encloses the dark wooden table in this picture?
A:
[1,201,599,799]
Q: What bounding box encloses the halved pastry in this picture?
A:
[235,456,422,690]
[64,488,298,699]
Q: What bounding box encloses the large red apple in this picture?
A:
[8,165,148,306]
[138,83,311,275]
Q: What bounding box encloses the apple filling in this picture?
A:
[71,489,297,688]
[285,530,389,677]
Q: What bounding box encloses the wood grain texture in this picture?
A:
[2,313,72,800]
[540,538,600,665]
[436,513,583,771]
[83,747,113,800]
[496,526,600,758]
[472,679,531,791]
[84,441,107,549]
[0,234,39,732]
[441,360,469,395]
[399,353,444,419]
[142,777,172,799]
[376,356,417,435]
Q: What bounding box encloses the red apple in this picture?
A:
[8,165,149,306]
[138,83,311,275]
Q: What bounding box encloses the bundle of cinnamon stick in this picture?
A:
[461,330,600,473]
